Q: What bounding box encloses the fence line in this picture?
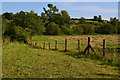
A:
[27,37,108,57]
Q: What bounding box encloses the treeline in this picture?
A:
[2,4,120,42]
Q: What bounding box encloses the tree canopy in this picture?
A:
[2,3,120,42]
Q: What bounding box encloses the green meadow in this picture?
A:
[2,35,120,78]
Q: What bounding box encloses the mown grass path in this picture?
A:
[3,42,119,78]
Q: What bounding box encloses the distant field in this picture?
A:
[2,35,120,78]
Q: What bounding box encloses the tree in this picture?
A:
[99,23,113,34]
[98,15,102,21]
[14,26,30,42]
[61,10,70,24]
[41,4,71,26]
[110,17,119,33]
[81,24,95,34]
[73,25,83,35]
[2,12,13,20]
[60,26,72,35]
[13,11,45,35]
[45,22,60,35]
[93,16,98,21]
[79,17,86,24]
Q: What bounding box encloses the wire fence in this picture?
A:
[27,37,119,58]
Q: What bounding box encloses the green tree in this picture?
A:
[98,15,102,21]
[99,23,113,34]
[73,26,83,35]
[81,24,95,34]
[79,17,86,24]
[110,17,119,33]
[2,12,13,20]
[60,26,72,35]
[46,22,60,35]
[93,16,98,21]
[13,11,45,35]
[61,10,70,24]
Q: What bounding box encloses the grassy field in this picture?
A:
[2,35,120,78]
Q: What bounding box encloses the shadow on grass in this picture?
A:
[27,43,120,67]
[60,50,120,67]
[64,51,103,60]
[96,73,120,78]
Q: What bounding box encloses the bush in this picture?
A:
[60,26,72,35]
[14,26,30,42]
[99,23,113,34]
[73,25,83,35]
[45,22,60,35]
[80,24,95,34]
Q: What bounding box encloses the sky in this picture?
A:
[1,2,119,20]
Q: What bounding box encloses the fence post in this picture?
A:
[78,39,80,52]
[55,40,57,50]
[65,39,67,52]
[43,42,45,50]
[88,37,90,54]
[49,42,50,50]
[103,39,106,57]
[39,43,41,49]
[35,43,37,48]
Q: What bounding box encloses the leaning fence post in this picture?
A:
[55,40,57,50]
[88,37,90,54]
[65,39,67,52]
[78,39,80,52]
[103,39,106,57]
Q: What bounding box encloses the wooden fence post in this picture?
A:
[39,43,42,49]
[83,37,95,54]
[65,39,67,52]
[55,41,57,50]
[103,39,106,57]
[88,37,90,54]
[43,42,45,50]
[35,43,37,48]
[78,39,80,52]
[49,42,50,50]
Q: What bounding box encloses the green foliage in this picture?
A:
[79,17,86,24]
[110,17,119,33]
[46,22,60,35]
[72,25,83,35]
[13,11,45,35]
[2,18,8,35]
[93,15,102,22]
[118,22,120,34]
[14,26,30,42]
[61,10,71,24]
[3,20,30,42]
[99,23,113,34]
[2,11,45,42]
[81,24,95,34]
[2,12,13,20]
[2,4,120,41]
[60,26,72,35]
[3,35,119,78]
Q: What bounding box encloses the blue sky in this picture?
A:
[2,2,118,20]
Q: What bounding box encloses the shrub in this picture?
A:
[60,26,72,35]
[14,26,30,42]
[99,23,113,34]
[45,22,60,35]
[72,25,83,35]
[80,24,95,34]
